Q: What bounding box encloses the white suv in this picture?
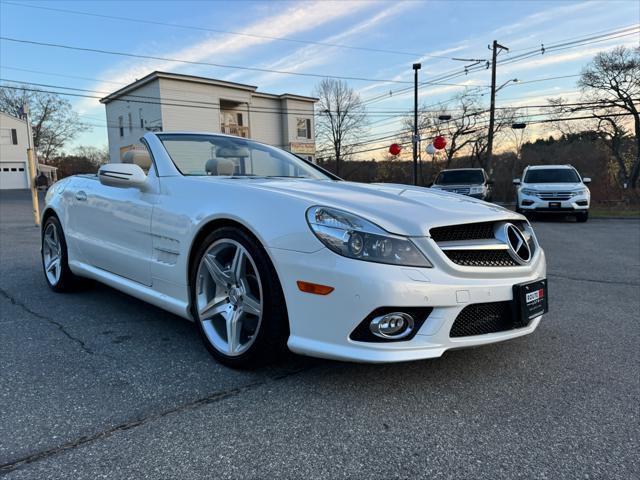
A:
[514,165,591,222]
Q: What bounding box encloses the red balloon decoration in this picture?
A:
[433,135,447,150]
[388,143,402,156]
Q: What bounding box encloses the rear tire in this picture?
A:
[190,226,289,369]
[576,212,589,223]
[41,216,79,292]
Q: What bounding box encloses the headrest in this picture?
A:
[205,158,236,176]
[205,159,217,174]
[216,146,250,158]
[122,150,152,170]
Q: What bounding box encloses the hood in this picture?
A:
[522,182,584,191]
[191,177,519,236]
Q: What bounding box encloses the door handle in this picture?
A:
[75,191,87,201]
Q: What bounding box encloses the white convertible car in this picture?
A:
[42,132,548,368]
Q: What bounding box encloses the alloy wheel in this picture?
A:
[43,223,62,286]
[195,239,264,357]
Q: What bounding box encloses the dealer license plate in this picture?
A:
[513,279,548,321]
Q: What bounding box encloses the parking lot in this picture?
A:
[0,189,638,479]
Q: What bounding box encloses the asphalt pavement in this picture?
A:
[1,189,638,479]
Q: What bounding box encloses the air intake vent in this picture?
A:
[450,301,530,337]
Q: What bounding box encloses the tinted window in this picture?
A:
[159,134,329,179]
[524,168,580,183]
[435,170,484,185]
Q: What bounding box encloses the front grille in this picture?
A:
[444,250,519,267]
[430,220,535,268]
[430,221,497,242]
[537,192,573,201]
[443,187,470,195]
[450,301,530,337]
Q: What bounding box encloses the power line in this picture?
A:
[0,79,395,116]
[0,0,461,60]
[505,23,640,53]
[336,111,635,158]
[359,25,639,107]
[4,78,619,120]
[0,36,418,84]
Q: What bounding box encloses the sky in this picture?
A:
[1,0,638,157]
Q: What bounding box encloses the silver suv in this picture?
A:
[514,165,591,222]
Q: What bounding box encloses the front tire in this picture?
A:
[576,212,589,223]
[41,216,79,292]
[190,227,288,369]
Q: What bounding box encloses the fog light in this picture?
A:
[370,312,415,339]
[522,200,534,206]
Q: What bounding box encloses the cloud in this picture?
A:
[492,1,596,36]
[77,0,374,112]
[228,1,417,88]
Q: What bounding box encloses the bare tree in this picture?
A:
[548,97,633,187]
[314,79,368,176]
[578,46,640,188]
[0,84,89,163]
[437,93,485,168]
[470,107,516,171]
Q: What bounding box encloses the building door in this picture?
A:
[0,162,28,189]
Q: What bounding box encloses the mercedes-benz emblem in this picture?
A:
[503,223,531,264]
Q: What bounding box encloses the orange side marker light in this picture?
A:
[296,281,334,295]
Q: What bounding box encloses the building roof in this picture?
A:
[100,71,317,104]
[0,111,28,125]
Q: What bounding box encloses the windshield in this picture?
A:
[158,134,329,180]
[524,168,580,183]
[435,170,484,185]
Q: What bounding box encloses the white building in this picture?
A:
[0,111,31,190]
[100,71,317,163]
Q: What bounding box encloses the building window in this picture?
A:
[128,113,133,132]
[118,116,124,137]
[0,128,17,145]
[236,113,243,127]
[297,118,311,139]
[139,108,144,129]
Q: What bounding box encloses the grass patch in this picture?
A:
[589,207,640,218]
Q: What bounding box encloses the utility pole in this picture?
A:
[486,40,508,172]
[24,103,41,227]
[412,63,421,186]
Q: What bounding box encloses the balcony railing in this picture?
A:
[220,125,249,138]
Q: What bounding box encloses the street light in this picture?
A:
[487,78,519,171]
[496,78,519,93]
[412,63,421,186]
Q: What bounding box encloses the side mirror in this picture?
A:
[583,177,591,184]
[512,178,521,185]
[98,163,147,188]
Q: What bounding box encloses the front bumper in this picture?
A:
[269,244,546,363]
[518,193,589,212]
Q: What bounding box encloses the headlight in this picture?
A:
[574,189,587,196]
[469,186,484,194]
[306,206,432,267]
[521,189,537,196]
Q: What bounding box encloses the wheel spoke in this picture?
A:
[230,247,244,284]
[203,254,231,288]
[199,298,228,320]
[226,309,243,354]
[47,258,60,274]
[45,236,57,253]
[242,294,261,317]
